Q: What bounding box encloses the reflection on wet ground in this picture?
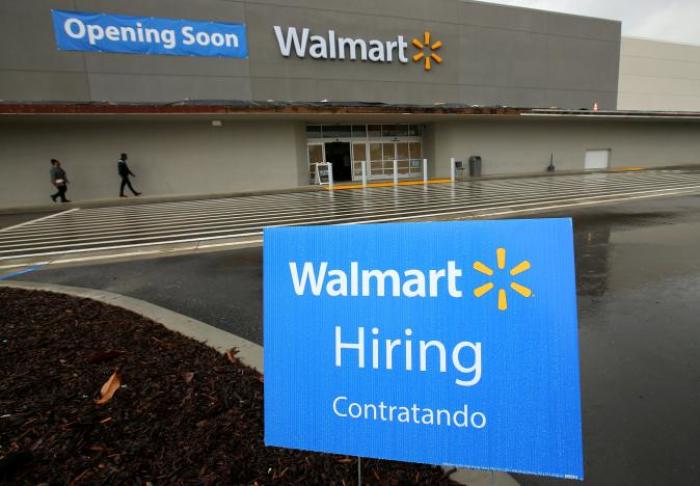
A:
[517,195,700,485]
[574,211,678,298]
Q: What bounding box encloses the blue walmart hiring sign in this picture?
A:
[52,10,248,58]
[264,219,583,479]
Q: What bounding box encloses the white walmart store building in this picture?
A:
[1,0,699,208]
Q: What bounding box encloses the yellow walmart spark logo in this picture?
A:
[473,248,533,311]
[412,32,443,71]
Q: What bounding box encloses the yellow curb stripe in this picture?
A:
[324,178,452,190]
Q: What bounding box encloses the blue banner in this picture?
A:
[264,219,583,479]
[52,10,248,58]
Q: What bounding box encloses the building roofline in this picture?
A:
[1,102,700,120]
[0,101,523,116]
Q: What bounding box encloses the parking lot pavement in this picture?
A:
[8,193,700,486]
[0,211,57,230]
[2,169,700,268]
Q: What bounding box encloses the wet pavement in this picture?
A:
[3,169,700,264]
[7,194,700,485]
[0,211,55,230]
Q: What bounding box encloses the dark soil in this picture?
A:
[0,288,458,485]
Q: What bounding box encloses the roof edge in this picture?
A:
[1,102,700,119]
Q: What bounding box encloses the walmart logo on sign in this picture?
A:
[473,248,533,311]
[287,252,532,312]
[273,26,444,70]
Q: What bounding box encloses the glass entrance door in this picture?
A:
[366,141,423,180]
[306,124,424,182]
[324,142,352,182]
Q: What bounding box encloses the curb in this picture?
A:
[0,280,518,486]
[0,280,263,373]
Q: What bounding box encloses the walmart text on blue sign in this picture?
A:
[52,10,247,58]
[264,219,583,479]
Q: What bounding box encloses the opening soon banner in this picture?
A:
[51,10,248,58]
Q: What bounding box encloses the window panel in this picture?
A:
[396,143,409,160]
[381,125,397,137]
[306,125,322,138]
[408,125,423,136]
[323,125,351,138]
[368,125,382,137]
[352,143,366,161]
[409,142,422,159]
[382,124,409,137]
[308,144,324,164]
[351,125,367,138]
[382,143,395,161]
[369,143,382,161]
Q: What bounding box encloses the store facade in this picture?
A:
[1,0,699,208]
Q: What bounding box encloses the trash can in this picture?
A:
[468,156,482,177]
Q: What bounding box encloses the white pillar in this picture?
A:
[450,157,456,182]
[327,162,334,190]
[423,158,428,183]
[361,160,367,187]
[393,159,398,185]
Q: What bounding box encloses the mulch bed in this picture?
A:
[0,288,458,485]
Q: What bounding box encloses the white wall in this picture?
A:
[618,37,700,112]
[3,115,700,210]
[432,117,700,177]
[0,118,307,209]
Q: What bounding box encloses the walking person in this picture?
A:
[118,153,141,197]
[50,159,71,203]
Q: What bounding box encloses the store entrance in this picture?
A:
[324,142,352,182]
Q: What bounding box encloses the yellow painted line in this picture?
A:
[324,178,452,190]
[610,167,644,172]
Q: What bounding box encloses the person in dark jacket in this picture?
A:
[118,153,141,197]
[50,159,70,203]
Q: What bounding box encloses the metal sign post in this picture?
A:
[393,159,398,185]
[450,157,456,182]
[361,161,368,187]
[423,158,428,183]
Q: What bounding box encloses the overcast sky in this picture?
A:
[487,0,700,45]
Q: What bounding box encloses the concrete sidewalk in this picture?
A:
[3,168,700,272]
[3,164,693,216]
